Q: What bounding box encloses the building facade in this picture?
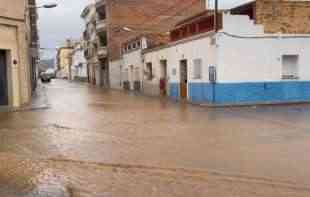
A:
[71,41,88,81]
[121,34,169,94]
[0,0,38,108]
[81,4,100,85]
[87,0,206,89]
[56,40,74,79]
[142,0,310,105]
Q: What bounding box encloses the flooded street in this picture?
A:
[1,79,310,196]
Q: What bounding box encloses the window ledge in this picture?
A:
[282,75,299,80]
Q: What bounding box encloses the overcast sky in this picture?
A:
[37,0,247,59]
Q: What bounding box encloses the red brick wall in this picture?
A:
[105,0,205,61]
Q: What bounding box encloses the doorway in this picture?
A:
[100,58,109,88]
[160,60,168,96]
[180,60,188,99]
[0,50,8,106]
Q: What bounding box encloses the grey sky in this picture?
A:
[37,0,247,59]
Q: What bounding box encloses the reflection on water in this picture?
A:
[1,80,310,196]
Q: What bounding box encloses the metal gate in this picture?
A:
[0,50,8,106]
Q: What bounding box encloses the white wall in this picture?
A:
[122,49,144,90]
[95,65,101,86]
[217,13,310,83]
[144,34,217,85]
[72,49,87,79]
[109,60,122,89]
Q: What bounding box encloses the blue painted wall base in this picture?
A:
[169,83,179,100]
[171,81,310,105]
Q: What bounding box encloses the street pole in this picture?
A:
[214,0,218,32]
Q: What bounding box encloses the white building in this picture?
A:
[142,1,310,105]
[71,41,88,81]
[120,34,169,93]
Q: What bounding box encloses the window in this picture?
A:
[193,59,202,79]
[146,62,153,80]
[172,68,177,76]
[282,55,299,80]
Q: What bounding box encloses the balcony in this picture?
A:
[97,46,107,58]
[95,0,106,9]
[96,19,107,32]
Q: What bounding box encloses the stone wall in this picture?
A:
[256,0,310,34]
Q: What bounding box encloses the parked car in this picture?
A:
[40,69,55,83]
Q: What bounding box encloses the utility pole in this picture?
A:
[214,0,219,32]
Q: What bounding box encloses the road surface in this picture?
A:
[1,79,310,196]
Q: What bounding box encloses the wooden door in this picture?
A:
[180,60,188,99]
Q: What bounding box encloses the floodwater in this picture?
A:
[1,79,310,196]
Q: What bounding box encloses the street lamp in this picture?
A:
[27,3,58,9]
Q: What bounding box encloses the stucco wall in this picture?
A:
[218,13,310,83]
[72,49,87,79]
[142,12,310,104]
[0,19,31,107]
[122,49,144,90]
[58,48,73,78]
[109,59,122,89]
[144,36,216,90]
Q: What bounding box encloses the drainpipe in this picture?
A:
[214,0,219,32]
[213,0,218,104]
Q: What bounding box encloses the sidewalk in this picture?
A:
[23,84,50,111]
[0,84,50,113]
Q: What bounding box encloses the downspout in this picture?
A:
[213,0,218,104]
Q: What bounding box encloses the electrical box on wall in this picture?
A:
[209,66,216,83]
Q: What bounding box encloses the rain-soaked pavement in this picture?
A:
[1,79,310,196]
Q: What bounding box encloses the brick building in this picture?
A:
[91,0,207,89]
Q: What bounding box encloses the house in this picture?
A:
[0,0,39,109]
[93,0,207,89]
[121,34,169,93]
[71,41,88,81]
[81,4,107,86]
[142,0,310,105]
[56,40,74,79]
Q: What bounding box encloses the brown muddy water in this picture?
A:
[1,79,310,196]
